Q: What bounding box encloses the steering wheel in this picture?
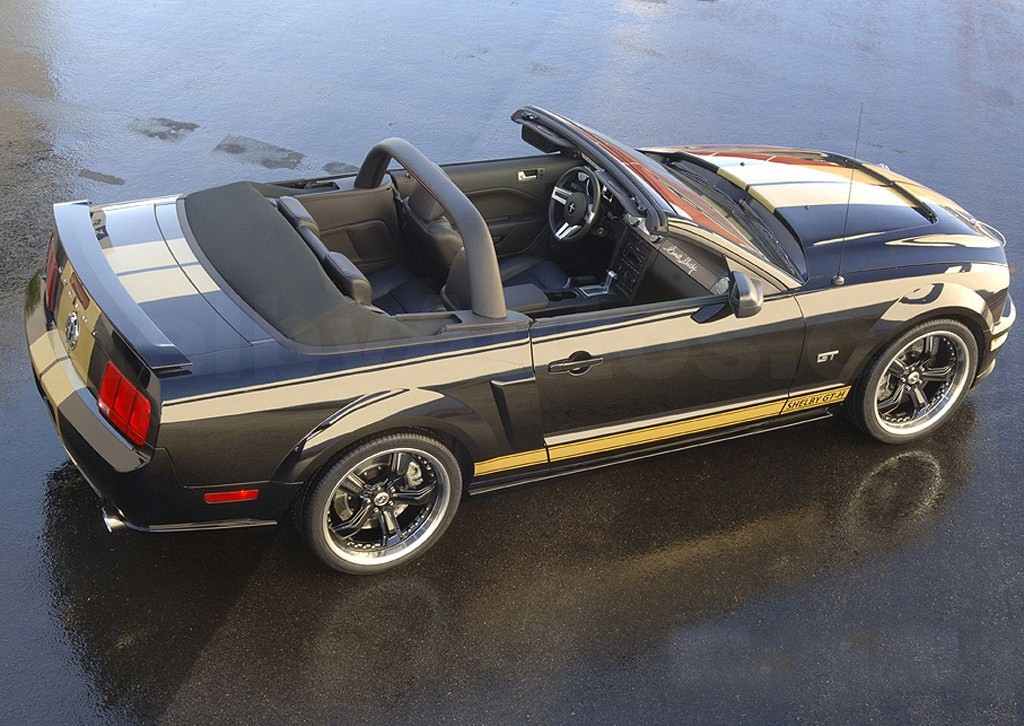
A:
[548,166,602,249]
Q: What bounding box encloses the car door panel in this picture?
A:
[393,154,577,256]
[297,180,404,273]
[462,187,548,254]
[530,293,805,439]
[444,156,576,256]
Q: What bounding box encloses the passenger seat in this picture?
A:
[278,196,443,314]
[366,266,445,315]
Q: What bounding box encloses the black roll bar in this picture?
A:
[355,138,506,319]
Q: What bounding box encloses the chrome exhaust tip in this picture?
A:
[102,507,127,532]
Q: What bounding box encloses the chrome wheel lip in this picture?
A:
[321,447,451,567]
[873,331,971,437]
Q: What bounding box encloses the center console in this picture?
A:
[523,226,654,317]
[606,227,654,301]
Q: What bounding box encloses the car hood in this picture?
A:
[643,145,1006,276]
[643,145,944,244]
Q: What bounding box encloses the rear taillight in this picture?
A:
[44,236,58,311]
[98,362,151,446]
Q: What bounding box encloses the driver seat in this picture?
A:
[402,186,570,298]
[498,256,572,290]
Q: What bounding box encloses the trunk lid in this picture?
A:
[47,198,256,382]
[43,197,262,451]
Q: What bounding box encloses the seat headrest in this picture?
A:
[407,185,446,223]
[278,196,321,237]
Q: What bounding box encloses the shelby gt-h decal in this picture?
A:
[26,106,1014,573]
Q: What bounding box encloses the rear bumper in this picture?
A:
[25,268,289,531]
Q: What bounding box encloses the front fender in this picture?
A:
[272,388,502,486]
[876,279,993,332]
[841,279,994,383]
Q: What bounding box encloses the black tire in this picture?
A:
[851,318,977,444]
[298,432,462,574]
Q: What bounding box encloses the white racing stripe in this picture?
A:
[117,266,203,304]
[103,239,178,274]
[749,180,909,211]
[29,329,88,408]
[161,340,532,424]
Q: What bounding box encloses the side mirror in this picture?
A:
[728,271,763,318]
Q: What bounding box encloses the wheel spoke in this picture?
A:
[555,221,580,240]
[379,509,402,547]
[390,451,411,477]
[920,363,955,382]
[877,383,907,414]
[909,384,929,413]
[550,186,571,205]
[393,483,436,506]
[921,335,940,363]
[886,358,909,378]
[330,502,372,538]
[338,472,367,496]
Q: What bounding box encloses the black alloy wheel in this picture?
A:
[299,432,462,574]
[852,318,977,443]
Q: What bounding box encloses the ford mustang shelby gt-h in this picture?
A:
[25,106,1014,573]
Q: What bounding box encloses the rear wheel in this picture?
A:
[851,319,977,444]
[299,432,462,574]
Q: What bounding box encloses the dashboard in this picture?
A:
[554,161,730,310]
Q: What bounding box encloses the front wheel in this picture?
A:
[299,432,462,574]
[851,318,977,444]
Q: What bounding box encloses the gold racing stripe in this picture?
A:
[474,385,851,476]
[29,330,87,408]
[547,399,786,462]
[473,448,549,477]
[749,181,910,213]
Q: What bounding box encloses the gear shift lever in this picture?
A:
[579,269,618,298]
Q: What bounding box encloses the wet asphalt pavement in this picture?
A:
[1,0,1023,722]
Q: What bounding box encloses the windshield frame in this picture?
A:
[512,107,805,290]
[643,152,805,279]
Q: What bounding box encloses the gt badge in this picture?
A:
[816,350,839,363]
[64,311,80,351]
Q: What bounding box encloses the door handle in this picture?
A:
[548,352,604,375]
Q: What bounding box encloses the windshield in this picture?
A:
[648,155,800,276]
[514,107,802,278]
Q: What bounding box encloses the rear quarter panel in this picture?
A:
[155,322,535,490]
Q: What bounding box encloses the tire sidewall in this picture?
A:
[854,318,978,444]
[300,432,463,574]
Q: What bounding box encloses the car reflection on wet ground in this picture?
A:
[1,0,1022,722]
[43,415,980,722]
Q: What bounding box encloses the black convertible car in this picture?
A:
[26,106,1014,573]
